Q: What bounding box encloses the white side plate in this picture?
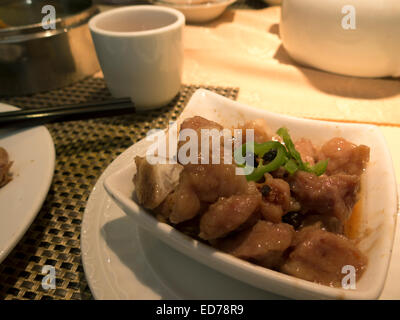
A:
[0,103,55,263]
[157,0,237,24]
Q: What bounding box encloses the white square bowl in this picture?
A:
[104,89,398,299]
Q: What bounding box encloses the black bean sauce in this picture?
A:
[260,185,271,197]
[282,212,304,229]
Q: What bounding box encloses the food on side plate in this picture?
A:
[0,19,8,29]
[133,116,370,287]
[0,147,12,188]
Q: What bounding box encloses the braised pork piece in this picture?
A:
[133,116,370,287]
[0,147,12,188]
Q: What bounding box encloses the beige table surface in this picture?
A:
[96,5,400,299]
[181,7,400,181]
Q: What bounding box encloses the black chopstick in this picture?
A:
[0,98,136,129]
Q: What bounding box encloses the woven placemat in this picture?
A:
[0,77,239,300]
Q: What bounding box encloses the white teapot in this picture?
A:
[280,0,400,78]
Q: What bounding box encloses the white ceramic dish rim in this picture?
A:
[89,5,185,38]
[0,104,55,264]
[103,89,398,300]
[156,0,236,10]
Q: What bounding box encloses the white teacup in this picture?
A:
[280,0,400,78]
[89,6,185,110]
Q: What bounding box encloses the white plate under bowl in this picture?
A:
[81,136,400,300]
[155,0,237,24]
[101,89,397,299]
[0,103,55,263]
